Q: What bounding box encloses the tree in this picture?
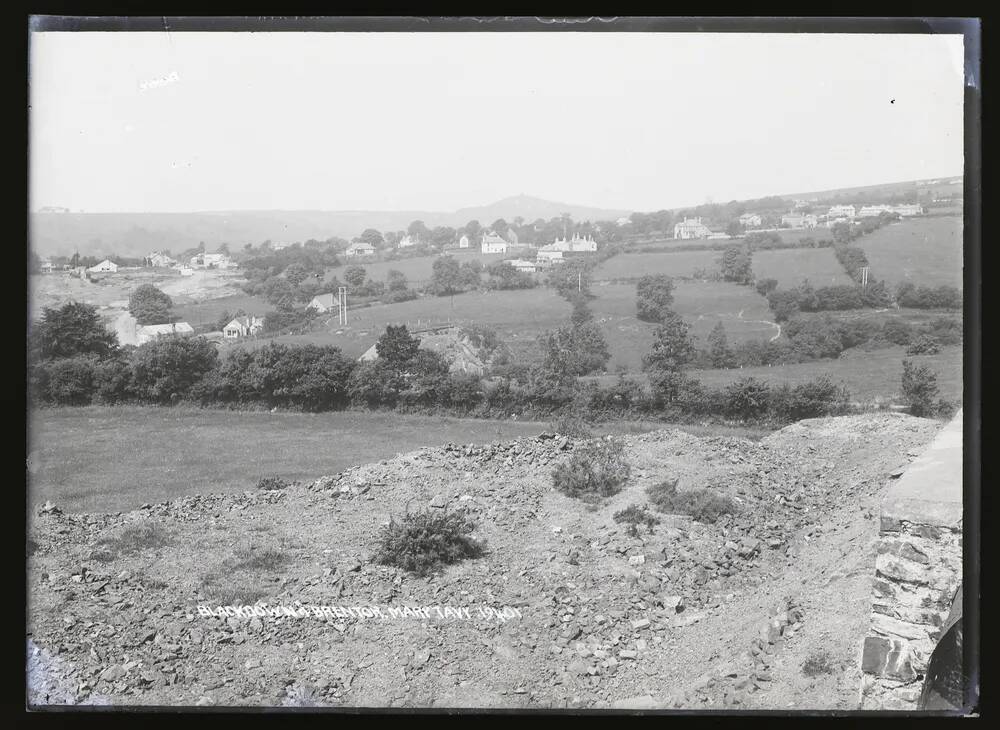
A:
[720,245,754,285]
[358,228,384,248]
[407,220,430,241]
[284,263,310,287]
[430,226,457,248]
[130,335,219,403]
[128,284,175,325]
[386,269,408,292]
[344,265,368,289]
[428,255,463,296]
[569,294,593,326]
[755,278,779,296]
[707,321,736,368]
[540,322,611,377]
[31,302,119,361]
[548,259,592,299]
[831,221,854,244]
[725,220,745,238]
[642,310,696,376]
[376,325,421,369]
[901,359,939,417]
[463,220,482,241]
[486,261,533,290]
[635,274,676,323]
[491,218,509,237]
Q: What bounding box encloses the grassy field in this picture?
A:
[27,407,772,514]
[172,292,273,330]
[692,345,963,402]
[594,250,719,280]
[752,248,854,287]
[860,216,963,288]
[584,344,962,404]
[322,249,518,288]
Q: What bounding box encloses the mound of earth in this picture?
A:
[27,413,944,709]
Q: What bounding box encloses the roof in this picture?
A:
[481,232,507,245]
[310,293,337,308]
[348,242,375,251]
[137,322,194,336]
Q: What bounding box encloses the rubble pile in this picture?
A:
[27,413,943,709]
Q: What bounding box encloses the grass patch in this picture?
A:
[549,414,593,438]
[256,476,291,491]
[200,540,292,603]
[802,649,839,678]
[90,521,171,561]
[375,510,484,577]
[552,436,631,503]
[646,479,736,524]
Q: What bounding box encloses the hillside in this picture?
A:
[29,196,631,259]
[27,413,943,709]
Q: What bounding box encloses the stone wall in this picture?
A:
[859,410,963,709]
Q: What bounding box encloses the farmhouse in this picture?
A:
[345,242,376,257]
[858,205,893,218]
[39,260,54,273]
[88,259,119,273]
[397,234,418,249]
[223,315,264,339]
[504,258,537,273]
[781,213,819,228]
[136,321,195,345]
[481,232,509,254]
[308,292,339,313]
[828,204,856,219]
[147,252,176,267]
[673,217,711,240]
[892,204,924,217]
[536,247,564,264]
[458,234,470,249]
[738,213,762,228]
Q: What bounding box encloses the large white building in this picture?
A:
[858,205,893,218]
[542,233,598,254]
[892,204,924,217]
[828,204,857,219]
[781,213,819,228]
[397,234,418,249]
[87,259,119,273]
[738,213,762,228]
[345,242,376,257]
[504,258,537,273]
[481,232,509,254]
[673,217,711,239]
[136,321,195,345]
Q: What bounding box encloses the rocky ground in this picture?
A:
[26,413,944,710]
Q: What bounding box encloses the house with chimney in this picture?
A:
[223,315,265,339]
[307,293,339,313]
[481,232,509,254]
[672,217,712,240]
[136,321,195,345]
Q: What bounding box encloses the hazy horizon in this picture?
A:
[30,32,965,215]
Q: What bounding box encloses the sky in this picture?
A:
[29,31,966,214]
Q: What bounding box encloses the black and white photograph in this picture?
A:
[26,18,979,714]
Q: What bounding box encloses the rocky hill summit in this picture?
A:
[27,413,944,709]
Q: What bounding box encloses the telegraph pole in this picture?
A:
[338,286,347,326]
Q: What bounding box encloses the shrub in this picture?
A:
[755,278,779,296]
[724,377,772,419]
[375,510,484,576]
[225,542,290,572]
[882,318,914,346]
[906,335,941,355]
[770,376,851,421]
[613,504,660,537]
[549,414,593,438]
[635,274,676,322]
[256,476,290,491]
[646,479,736,524]
[92,521,172,561]
[552,437,631,502]
[901,359,939,417]
[35,355,101,405]
[130,335,220,404]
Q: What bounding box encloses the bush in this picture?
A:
[549,414,593,438]
[769,376,851,421]
[613,504,660,537]
[646,479,736,524]
[35,355,101,405]
[724,377,772,419]
[802,649,839,677]
[130,335,221,404]
[375,510,484,576]
[92,521,172,561]
[882,318,914,346]
[635,274,676,322]
[896,283,962,310]
[552,437,631,502]
[755,278,779,296]
[256,476,290,491]
[906,335,941,355]
[901,359,939,417]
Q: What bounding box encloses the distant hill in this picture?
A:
[28,195,632,258]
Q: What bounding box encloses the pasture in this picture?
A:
[27,407,769,514]
[594,249,719,280]
[172,292,273,329]
[751,247,854,288]
[323,249,517,288]
[859,215,963,288]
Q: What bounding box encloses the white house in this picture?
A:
[223,315,264,339]
[345,242,376,257]
[616,216,632,226]
[781,213,819,228]
[828,204,856,219]
[458,234,470,249]
[536,247,564,264]
[858,205,893,218]
[397,234,418,249]
[307,292,339,313]
[544,233,598,253]
[738,213,762,228]
[672,217,711,239]
[136,321,194,345]
[88,259,119,273]
[148,251,176,267]
[481,232,508,254]
[176,266,195,276]
[504,258,537,273]
[39,260,54,273]
[892,204,924,217]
